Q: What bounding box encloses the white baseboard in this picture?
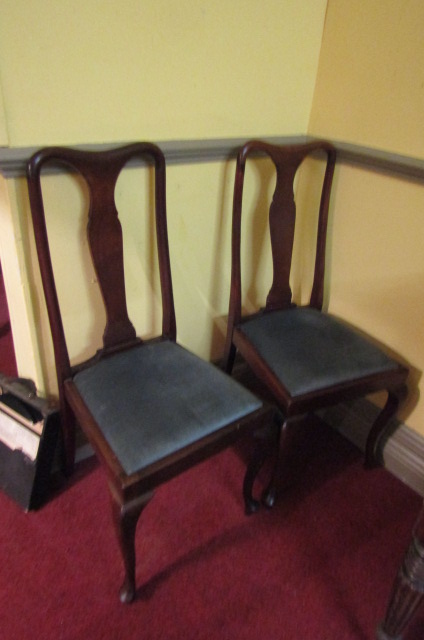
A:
[320,399,424,497]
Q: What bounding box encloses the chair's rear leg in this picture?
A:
[365,385,407,469]
[110,489,153,603]
[60,398,76,477]
[243,418,281,515]
[243,446,269,515]
[222,340,237,374]
[262,416,298,509]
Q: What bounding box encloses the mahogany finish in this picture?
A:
[26,143,271,602]
[378,504,424,639]
[223,140,409,512]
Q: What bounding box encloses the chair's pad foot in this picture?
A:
[262,486,276,509]
[119,581,136,604]
[376,623,402,640]
[244,498,261,516]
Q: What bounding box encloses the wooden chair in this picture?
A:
[26,142,272,602]
[223,140,409,513]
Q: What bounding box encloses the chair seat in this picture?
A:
[239,307,399,398]
[73,341,262,475]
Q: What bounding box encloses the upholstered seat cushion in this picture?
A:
[73,340,262,475]
[239,307,399,398]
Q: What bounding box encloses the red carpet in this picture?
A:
[0,423,422,640]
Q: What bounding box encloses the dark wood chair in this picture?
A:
[26,142,272,602]
[223,139,409,513]
[377,503,424,639]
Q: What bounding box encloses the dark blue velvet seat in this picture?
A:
[240,308,398,398]
[74,341,261,476]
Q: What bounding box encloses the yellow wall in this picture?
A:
[0,0,326,146]
[0,83,8,145]
[309,0,424,433]
[0,0,328,393]
[309,0,424,157]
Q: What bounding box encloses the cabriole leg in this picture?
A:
[243,417,281,515]
[365,385,407,469]
[110,489,153,603]
[261,415,299,509]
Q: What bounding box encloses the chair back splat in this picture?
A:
[27,142,272,602]
[223,140,409,510]
[225,140,335,366]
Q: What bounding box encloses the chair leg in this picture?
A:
[110,489,153,603]
[222,339,236,374]
[60,398,76,477]
[365,385,407,469]
[243,418,281,515]
[261,416,299,509]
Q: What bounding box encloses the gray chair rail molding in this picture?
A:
[1,136,424,181]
